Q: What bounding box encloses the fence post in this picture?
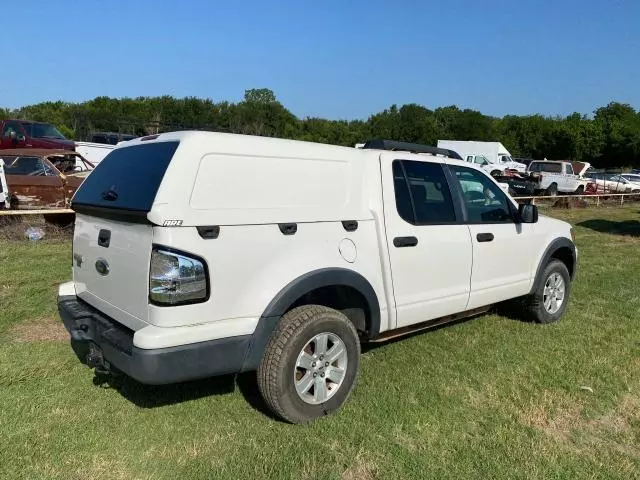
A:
[621,194,624,206]
[596,195,600,207]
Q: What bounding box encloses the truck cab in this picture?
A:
[0,120,75,151]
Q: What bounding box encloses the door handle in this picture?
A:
[476,233,494,242]
[393,236,418,248]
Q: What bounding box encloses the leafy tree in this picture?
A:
[2,93,639,168]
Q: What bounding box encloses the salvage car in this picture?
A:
[0,149,94,210]
[585,172,640,193]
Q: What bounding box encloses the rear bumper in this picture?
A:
[58,293,251,385]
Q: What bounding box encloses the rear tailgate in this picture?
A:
[73,214,153,327]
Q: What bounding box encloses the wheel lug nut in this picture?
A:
[312,362,316,367]
[313,373,317,378]
[319,356,324,360]
[321,373,325,378]
[325,362,329,367]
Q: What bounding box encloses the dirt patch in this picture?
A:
[522,403,583,443]
[519,391,640,457]
[341,455,378,480]
[10,317,68,343]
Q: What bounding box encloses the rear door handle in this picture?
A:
[476,233,494,242]
[393,236,418,248]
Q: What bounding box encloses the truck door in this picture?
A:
[448,165,536,307]
[3,156,65,209]
[381,153,472,328]
[564,163,576,192]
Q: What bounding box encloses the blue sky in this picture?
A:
[4,0,639,119]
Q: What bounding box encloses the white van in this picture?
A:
[58,133,577,423]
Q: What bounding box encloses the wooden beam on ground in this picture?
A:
[0,209,74,216]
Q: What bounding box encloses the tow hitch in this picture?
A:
[86,343,112,376]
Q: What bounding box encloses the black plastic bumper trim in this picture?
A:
[58,296,250,385]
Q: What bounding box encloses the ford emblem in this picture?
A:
[95,259,110,276]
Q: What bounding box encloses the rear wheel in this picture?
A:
[257,305,361,424]
[575,185,585,195]
[545,183,558,197]
[490,170,501,178]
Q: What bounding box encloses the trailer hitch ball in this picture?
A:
[86,344,108,374]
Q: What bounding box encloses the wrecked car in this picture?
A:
[0,149,94,210]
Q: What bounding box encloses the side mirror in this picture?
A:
[518,203,538,223]
[16,134,26,143]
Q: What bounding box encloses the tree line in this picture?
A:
[2,88,639,168]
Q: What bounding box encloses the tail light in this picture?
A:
[149,247,209,306]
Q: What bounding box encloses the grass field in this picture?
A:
[1,207,639,479]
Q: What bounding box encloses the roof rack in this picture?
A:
[360,139,463,160]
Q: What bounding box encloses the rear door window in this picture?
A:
[72,141,179,212]
[392,160,457,224]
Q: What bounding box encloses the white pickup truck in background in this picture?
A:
[527,160,590,196]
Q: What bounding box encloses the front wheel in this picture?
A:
[523,260,571,324]
[257,305,361,424]
[545,183,558,197]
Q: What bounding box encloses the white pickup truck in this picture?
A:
[527,161,590,196]
[58,135,577,424]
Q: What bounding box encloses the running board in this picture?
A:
[367,307,491,343]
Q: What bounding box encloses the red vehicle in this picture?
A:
[0,119,75,151]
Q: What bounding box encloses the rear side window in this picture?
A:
[530,162,562,173]
[72,141,179,212]
[392,160,456,224]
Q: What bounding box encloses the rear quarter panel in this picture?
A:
[149,221,389,332]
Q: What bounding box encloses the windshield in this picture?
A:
[23,123,66,140]
[529,162,562,173]
[500,156,513,163]
[622,174,640,183]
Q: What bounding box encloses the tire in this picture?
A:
[523,260,571,324]
[257,305,361,424]
[575,185,585,195]
[545,183,558,197]
[490,170,501,178]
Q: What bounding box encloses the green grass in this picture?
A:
[1,207,639,479]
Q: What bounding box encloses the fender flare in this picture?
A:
[529,237,576,295]
[241,268,381,371]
